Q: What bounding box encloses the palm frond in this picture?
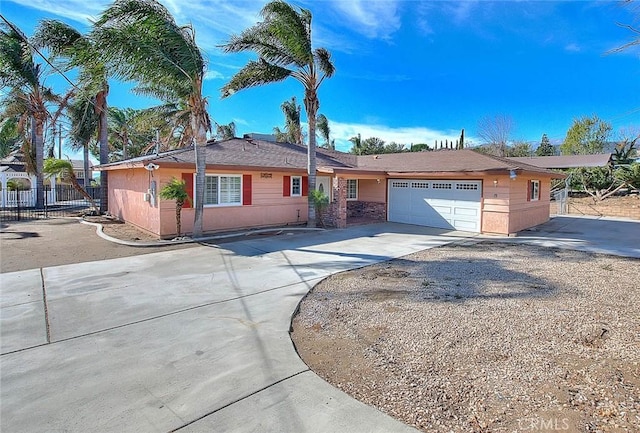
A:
[314,48,335,79]
[92,0,205,100]
[0,20,40,89]
[221,58,290,97]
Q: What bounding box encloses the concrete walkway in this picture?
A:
[1,223,476,433]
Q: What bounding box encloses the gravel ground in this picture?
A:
[291,242,640,433]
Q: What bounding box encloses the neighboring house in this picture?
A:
[507,154,612,170]
[0,150,55,207]
[67,160,93,186]
[96,138,563,238]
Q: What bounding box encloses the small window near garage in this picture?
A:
[412,181,429,189]
[347,179,358,200]
[456,183,479,190]
[529,180,540,201]
[392,181,409,188]
[291,176,302,197]
[432,182,453,189]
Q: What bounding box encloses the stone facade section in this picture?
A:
[347,201,387,221]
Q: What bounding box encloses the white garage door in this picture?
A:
[388,179,482,232]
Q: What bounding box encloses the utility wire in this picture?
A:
[0,13,98,111]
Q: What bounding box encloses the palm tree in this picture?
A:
[93,0,211,237]
[158,177,190,237]
[221,0,335,228]
[349,133,362,155]
[274,96,303,145]
[67,96,98,184]
[33,19,110,212]
[216,121,236,140]
[316,113,331,149]
[0,20,52,208]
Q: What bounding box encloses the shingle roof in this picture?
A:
[507,154,612,169]
[96,139,559,176]
[98,138,356,171]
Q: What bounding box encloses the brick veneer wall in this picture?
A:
[347,201,386,221]
[324,177,348,228]
[550,200,640,220]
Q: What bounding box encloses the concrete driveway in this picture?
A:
[515,215,640,258]
[0,223,476,433]
[2,216,636,432]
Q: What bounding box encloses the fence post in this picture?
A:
[44,185,48,218]
[16,191,21,221]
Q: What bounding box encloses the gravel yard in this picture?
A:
[291,242,640,433]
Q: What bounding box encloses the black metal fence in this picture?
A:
[0,185,101,222]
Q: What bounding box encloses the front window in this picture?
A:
[347,179,358,200]
[204,175,242,206]
[530,180,540,201]
[291,176,302,196]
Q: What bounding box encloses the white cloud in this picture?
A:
[7,0,105,24]
[564,43,581,52]
[327,0,401,40]
[326,120,473,153]
[204,70,224,80]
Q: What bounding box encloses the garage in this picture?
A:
[387,179,482,232]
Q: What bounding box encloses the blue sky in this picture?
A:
[2,0,640,155]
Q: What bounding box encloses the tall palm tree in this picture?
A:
[33,19,110,212]
[0,20,52,208]
[222,0,335,228]
[67,96,98,184]
[93,0,211,237]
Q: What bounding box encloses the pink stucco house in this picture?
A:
[96,137,563,238]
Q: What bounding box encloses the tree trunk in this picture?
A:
[68,171,97,211]
[304,90,319,228]
[175,202,183,236]
[122,129,128,160]
[96,85,109,214]
[83,143,90,187]
[34,116,45,209]
[191,90,209,238]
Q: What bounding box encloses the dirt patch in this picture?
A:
[291,243,640,433]
[564,194,640,220]
[84,215,160,242]
[0,218,194,273]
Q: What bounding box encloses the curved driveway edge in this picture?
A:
[80,219,325,247]
[1,223,474,433]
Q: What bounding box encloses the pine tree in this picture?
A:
[536,133,555,156]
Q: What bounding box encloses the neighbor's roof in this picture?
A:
[355,149,560,175]
[507,154,612,169]
[96,139,561,177]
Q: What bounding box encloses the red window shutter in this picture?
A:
[302,176,309,196]
[242,174,252,205]
[283,175,291,197]
[526,180,531,202]
[181,173,194,208]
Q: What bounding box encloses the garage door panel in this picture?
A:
[388,179,481,232]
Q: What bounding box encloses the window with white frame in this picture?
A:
[204,174,242,206]
[530,180,540,201]
[291,176,302,196]
[347,179,358,200]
